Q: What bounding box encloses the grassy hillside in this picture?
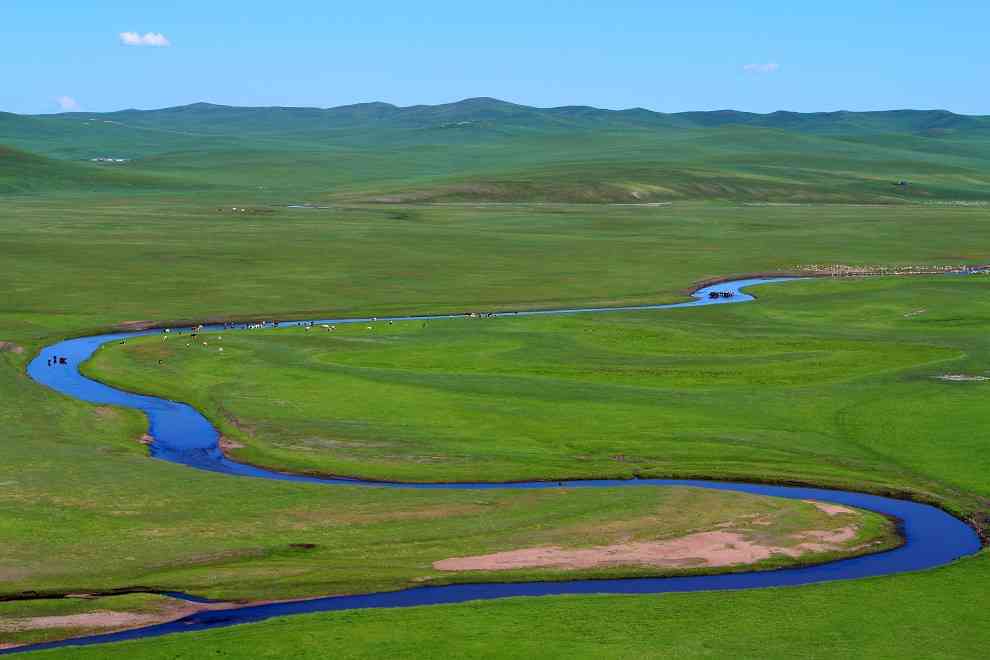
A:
[0,112,238,161]
[0,145,191,194]
[2,100,988,202]
[35,99,990,135]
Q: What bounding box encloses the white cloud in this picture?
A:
[120,31,171,47]
[743,62,780,74]
[55,96,80,111]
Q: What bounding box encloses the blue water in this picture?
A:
[8,277,981,655]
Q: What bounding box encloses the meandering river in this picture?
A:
[8,277,980,654]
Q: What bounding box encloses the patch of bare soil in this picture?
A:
[0,600,235,643]
[803,500,856,516]
[93,406,120,421]
[219,436,245,451]
[792,527,857,552]
[0,568,33,582]
[364,188,437,204]
[115,320,158,331]
[0,342,24,355]
[0,611,165,633]
[937,374,988,382]
[433,527,860,572]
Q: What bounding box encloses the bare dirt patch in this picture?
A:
[0,342,24,355]
[93,406,120,421]
[219,435,245,451]
[0,568,33,582]
[433,527,861,572]
[803,500,856,516]
[115,320,158,331]
[792,526,857,551]
[0,611,167,633]
[0,600,236,647]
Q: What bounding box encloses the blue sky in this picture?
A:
[4,0,988,115]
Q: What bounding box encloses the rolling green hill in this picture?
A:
[1,99,989,201]
[33,98,990,135]
[0,144,191,194]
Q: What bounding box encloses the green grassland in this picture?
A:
[2,99,990,655]
[0,595,183,649]
[3,289,900,648]
[81,277,990,517]
[0,462,892,601]
[3,99,990,202]
[3,200,990,333]
[1,288,899,646]
[0,146,191,195]
[30,553,990,659]
[1,199,989,653]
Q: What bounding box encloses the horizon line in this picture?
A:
[10,96,986,119]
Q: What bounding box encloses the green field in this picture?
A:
[84,277,990,512]
[3,99,990,202]
[21,557,990,660]
[24,553,990,659]
[4,199,990,332]
[2,100,990,655]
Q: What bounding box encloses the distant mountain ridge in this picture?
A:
[4,97,989,202]
[26,97,990,137]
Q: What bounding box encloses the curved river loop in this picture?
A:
[6,277,981,655]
